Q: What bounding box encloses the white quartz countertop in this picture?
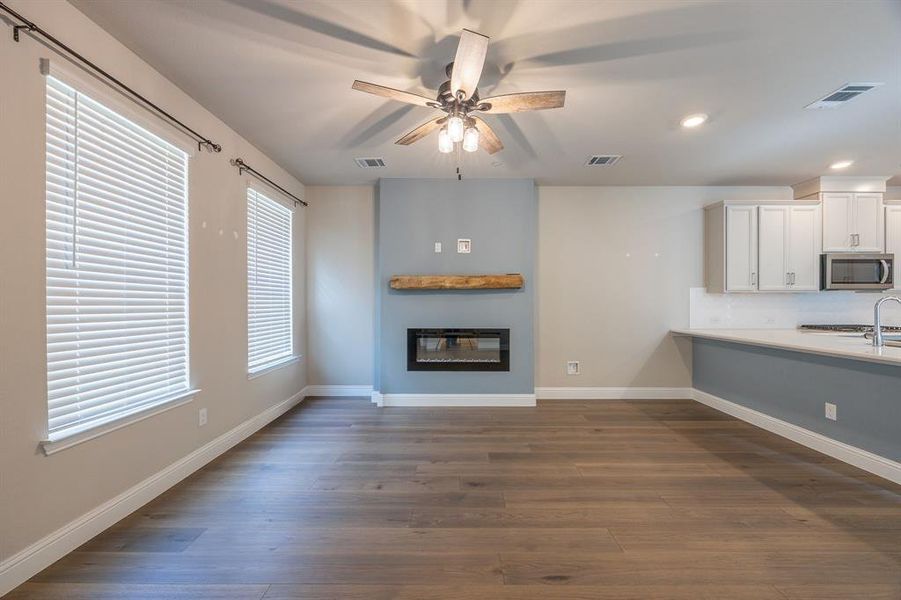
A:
[671,328,901,367]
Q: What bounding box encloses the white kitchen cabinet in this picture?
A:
[854,193,885,252]
[706,200,822,293]
[705,203,758,293]
[786,205,821,290]
[822,192,853,252]
[887,205,901,288]
[725,206,758,292]
[758,206,788,291]
[758,205,821,291]
[821,192,884,252]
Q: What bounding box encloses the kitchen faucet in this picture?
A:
[873,296,901,347]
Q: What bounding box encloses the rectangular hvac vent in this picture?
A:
[585,155,622,166]
[805,83,883,109]
[354,157,386,168]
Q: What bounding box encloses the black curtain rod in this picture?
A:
[231,158,307,207]
[0,2,222,153]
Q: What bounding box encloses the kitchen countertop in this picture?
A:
[671,328,901,367]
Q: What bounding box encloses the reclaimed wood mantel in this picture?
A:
[389,274,524,290]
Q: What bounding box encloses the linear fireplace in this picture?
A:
[407,328,510,372]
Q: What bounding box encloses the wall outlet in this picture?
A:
[198,408,208,427]
[566,360,580,375]
[434,242,442,253]
[824,402,837,421]
[457,239,471,254]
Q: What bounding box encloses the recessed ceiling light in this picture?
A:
[680,113,708,128]
[830,160,854,170]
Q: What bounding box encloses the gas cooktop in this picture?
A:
[799,324,901,333]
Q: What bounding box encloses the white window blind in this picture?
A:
[247,187,294,374]
[45,75,190,441]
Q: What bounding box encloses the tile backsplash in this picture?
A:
[689,287,901,329]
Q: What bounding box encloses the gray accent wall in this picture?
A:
[693,339,901,461]
[376,178,536,395]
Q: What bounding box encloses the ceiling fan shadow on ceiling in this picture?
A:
[351,29,566,156]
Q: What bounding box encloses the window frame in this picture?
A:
[41,60,198,454]
[245,183,297,377]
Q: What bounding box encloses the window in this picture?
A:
[246,187,294,375]
[45,74,191,443]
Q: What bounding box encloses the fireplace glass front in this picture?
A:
[407,328,510,371]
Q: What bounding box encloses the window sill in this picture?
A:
[41,389,200,456]
[247,355,302,380]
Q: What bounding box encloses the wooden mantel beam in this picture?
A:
[389,274,524,290]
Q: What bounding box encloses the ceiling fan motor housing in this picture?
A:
[438,74,480,112]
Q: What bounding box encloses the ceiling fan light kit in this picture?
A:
[447,114,465,143]
[463,126,480,153]
[351,28,566,162]
[438,128,453,154]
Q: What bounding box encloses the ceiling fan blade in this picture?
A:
[228,0,423,59]
[450,29,489,101]
[479,91,566,113]
[352,80,436,108]
[490,4,742,68]
[395,117,447,145]
[472,116,504,155]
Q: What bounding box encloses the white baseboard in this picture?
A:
[536,387,693,400]
[692,388,901,485]
[0,387,308,597]
[378,393,537,407]
[303,384,373,397]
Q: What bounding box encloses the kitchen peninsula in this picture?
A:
[673,327,901,482]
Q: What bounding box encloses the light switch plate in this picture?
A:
[457,239,471,254]
[434,242,442,253]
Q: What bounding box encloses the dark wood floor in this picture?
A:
[8,398,901,599]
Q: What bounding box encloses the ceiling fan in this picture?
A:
[351,29,566,155]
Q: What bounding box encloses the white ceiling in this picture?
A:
[70,0,901,186]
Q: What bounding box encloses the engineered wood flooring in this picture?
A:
[7,398,900,599]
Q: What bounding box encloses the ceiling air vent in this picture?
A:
[585,155,622,166]
[805,83,883,109]
[354,157,386,168]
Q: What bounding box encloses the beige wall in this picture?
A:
[305,186,375,385]
[536,186,789,388]
[0,0,306,561]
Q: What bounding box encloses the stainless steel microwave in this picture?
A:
[821,253,894,290]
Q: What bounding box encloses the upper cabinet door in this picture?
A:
[853,193,884,252]
[787,205,821,291]
[822,192,853,252]
[887,205,901,289]
[758,206,789,291]
[725,205,758,292]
